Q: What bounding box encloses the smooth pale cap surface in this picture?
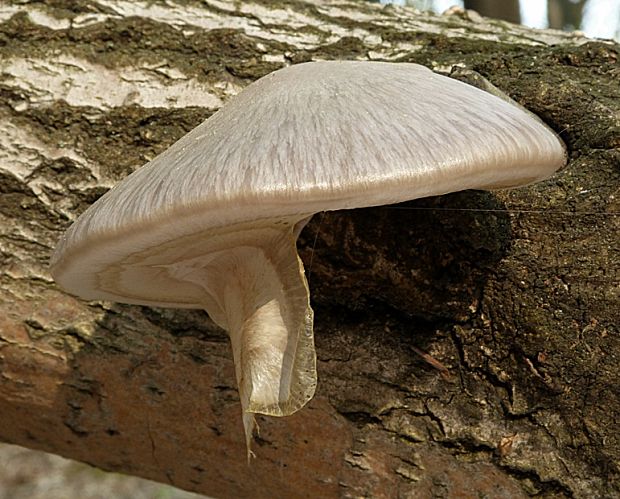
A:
[51,61,566,304]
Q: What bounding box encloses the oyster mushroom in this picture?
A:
[50,61,566,456]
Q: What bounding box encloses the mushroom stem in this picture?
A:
[167,220,316,457]
[224,242,315,455]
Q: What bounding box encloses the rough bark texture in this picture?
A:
[0,1,618,498]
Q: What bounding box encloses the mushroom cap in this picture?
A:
[51,61,566,305]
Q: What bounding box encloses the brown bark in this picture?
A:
[1,1,619,498]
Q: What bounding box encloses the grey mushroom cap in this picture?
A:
[51,61,566,305]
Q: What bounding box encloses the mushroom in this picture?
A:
[50,61,566,457]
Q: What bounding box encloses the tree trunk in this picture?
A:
[548,0,588,31]
[0,1,618,498]
[464,0,521,24]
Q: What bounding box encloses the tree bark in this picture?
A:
[0,1,618,498]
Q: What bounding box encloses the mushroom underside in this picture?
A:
[96,216,318,456]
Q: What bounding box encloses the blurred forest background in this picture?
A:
[377,0,620,41]
[1,0,618,498]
